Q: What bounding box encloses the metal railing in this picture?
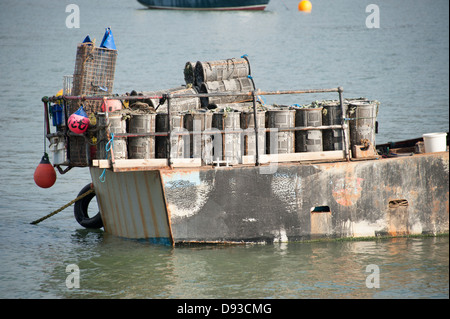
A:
[43,86,349,168]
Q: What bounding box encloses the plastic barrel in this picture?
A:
[348,101,378,150]
[212,111,242,164]
[266,109,295,154]
[184,111,214,163]
[128,113,156,159]
[295,108,323,153]
[241,111,266,156]
[322,101,346,151]
[155,113,186,159]
[96,112,127,160]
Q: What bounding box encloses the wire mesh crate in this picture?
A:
[69,43,117,115]
[67,43,118,166]
[73,43,117,96]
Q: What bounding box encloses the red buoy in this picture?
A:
[34,153,56,188]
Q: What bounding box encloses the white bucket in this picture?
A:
[423,132,447,153]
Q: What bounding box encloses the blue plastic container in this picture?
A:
[52,104,63,127]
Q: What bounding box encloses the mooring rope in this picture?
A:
[30,188,95,225]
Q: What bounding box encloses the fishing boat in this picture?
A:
[137,0,271,11]
[37,38,449,246]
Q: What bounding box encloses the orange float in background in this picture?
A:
[298,0,312,12]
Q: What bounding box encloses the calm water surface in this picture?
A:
[0,0,448,299]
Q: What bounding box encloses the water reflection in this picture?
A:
[40,234,448,299]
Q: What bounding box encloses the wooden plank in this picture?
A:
[171,158,202,167]
[242,151,345,164]
[242,154,270,165]
[93,158,201,170]
[94,151,345,170]
[94,159,111,169]
[93,159,169,169]
[114,159,168,169]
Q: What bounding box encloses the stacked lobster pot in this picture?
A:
[266,108,296,154]
[183,110,214,164]
[67,39,118,167]
[295,106,324,153]
[182,57,266,165]
[195,58,253,108]
[60,48,381,167]
[292,98,379,157]
[127,87,199,160]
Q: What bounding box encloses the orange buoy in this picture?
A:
[34,153,56,188]
[298,0,312,12]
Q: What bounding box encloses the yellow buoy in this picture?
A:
[298,0,312,12]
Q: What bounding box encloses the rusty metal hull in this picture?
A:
[90,168,173,245]
[90,152,449,245]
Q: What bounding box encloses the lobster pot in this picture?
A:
[156,114,186,159]
[141,87,200,113]
[212,111,242,164]
[67,99,104,117]
[68,44,117,115]
[194,57,251,86]
[95,113,108,160]
[96,112,127,160]
[348,101,378,150]
[322,102,346,151]
[184,61,196,85]
[184,112,214,163]
[266,110,295,154]
[128,113,156,159]
[240,111,266,156]
[295,108,323,153]
[68,136,89,167]
[199,77,255,107]
[72,44,117,97]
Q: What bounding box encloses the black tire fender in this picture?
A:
[74,183,103,229]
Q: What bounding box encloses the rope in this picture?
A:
[30,188,95,225]
[99,133,114,182]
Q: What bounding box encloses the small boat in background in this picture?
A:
[137,0,271,11]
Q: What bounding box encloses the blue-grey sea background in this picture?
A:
[0,0,448,299]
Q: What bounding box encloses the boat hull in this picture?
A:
[90,151,449,245]
[137,0,270,11]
